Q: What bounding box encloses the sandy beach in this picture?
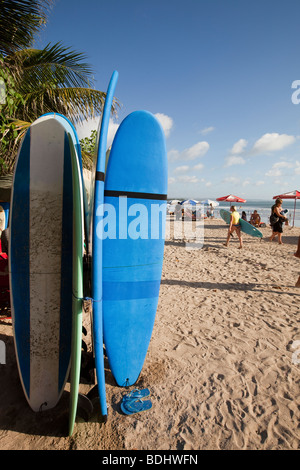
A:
[0,216,299,450]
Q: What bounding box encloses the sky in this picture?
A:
[34,0,300,200]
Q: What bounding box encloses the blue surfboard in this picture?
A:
[102,110,168,386]
[10,114,84,413]
[92,71,119,419]
[220,209,263,238]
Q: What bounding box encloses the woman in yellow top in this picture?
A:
[224,205,243,248]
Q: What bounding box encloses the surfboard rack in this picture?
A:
[9,73,167,433]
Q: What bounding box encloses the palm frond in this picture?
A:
[10,118,31,134]
[81,150,94,171]
[0,0,52,56]
[7,43,95,89]
[15,86,119,124]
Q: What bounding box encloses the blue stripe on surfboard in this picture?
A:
[58,132,73,391]
[11,129,31,397]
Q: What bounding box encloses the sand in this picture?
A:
[0,217,299,450]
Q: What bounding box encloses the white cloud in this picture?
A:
[168,141,209,162]
[230,138,248,155]
[168,177,176,184]
[265,168,282,177]
[224,155,246,167]
[224,138,247,167]
[266,160,296,178]
[183,141,209,160]
[154,113,173,138]
[223,133,296,170]
[272,161,293,169]
[252,133,296,154]
[174,165,189,173]
[222,176,240,185]
[295,161,300,174]
[255,180,265,186]
[76,117,99,140]
[193,163,204,171]
[177,175,199,183]
[200,126,215,135]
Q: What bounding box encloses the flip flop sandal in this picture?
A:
[123,388,150,402]
[120,398,152,415]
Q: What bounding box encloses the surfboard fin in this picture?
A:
[86,385,108,423]
[76,393,93,422]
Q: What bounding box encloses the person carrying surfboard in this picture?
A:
[223,205,243,249]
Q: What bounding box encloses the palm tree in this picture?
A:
[0,0,118,173]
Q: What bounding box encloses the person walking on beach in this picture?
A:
[269,198,287,244]
[224,205,243,249]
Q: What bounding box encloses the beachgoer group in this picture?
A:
[221,199,291,250]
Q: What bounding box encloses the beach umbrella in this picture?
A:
[216,194,246,209]
[181,199,198,205]
[216,194,246,204]
[273,190,300,227]
[200,199,219,207]
[170,199,181,204]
